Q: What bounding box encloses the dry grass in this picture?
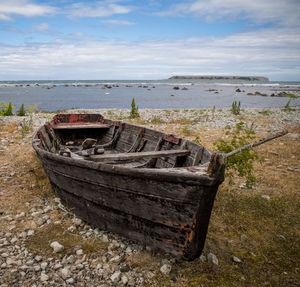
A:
[26,223,109,256]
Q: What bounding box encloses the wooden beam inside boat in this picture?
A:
[87,149,191,162]
[53,124,111,129]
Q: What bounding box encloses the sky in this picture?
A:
[0,0,299,81]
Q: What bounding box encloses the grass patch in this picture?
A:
[126,250,161,270]
[182,126,193,136]
[0,122,18,133]
[150,116,165,124]
[258,109,272,116]
[26,223,109,256]
[29,155,53,199]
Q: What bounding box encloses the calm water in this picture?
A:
[0,79,299,111]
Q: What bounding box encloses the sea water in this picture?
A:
[0,79,299,111]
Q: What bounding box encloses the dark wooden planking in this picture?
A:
[45,167,198,227]
[88,149,190,162]
[40,157,204,202]
[53,185,189,256]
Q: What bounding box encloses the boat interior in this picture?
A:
[36,114,211,169]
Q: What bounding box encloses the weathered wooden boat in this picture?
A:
[32,113,287,260]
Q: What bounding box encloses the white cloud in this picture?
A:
[163,0,300,26]
[67,1,132,18]
[0,27,299,80]
[101,19,136,25]
[33,22,49,32]
[0,0,56,21]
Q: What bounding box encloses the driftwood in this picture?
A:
[226,130,288,158]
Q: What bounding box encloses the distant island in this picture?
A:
[169,75,269,82]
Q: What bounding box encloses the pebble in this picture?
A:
[261,195,270,200]
[160,263,172,275]
[60,267,71,279]
[27,230,35,236]
[233,256,242,263]
[207,253,219,265]
[50,241,64,253]
[73,218,83,226]
[40,272,49,282]
[121,275,129,285]
[110,271,121,283]
[66,277,75,284]
[35,255,42,262]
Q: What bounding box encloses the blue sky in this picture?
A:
[0,0,299,80]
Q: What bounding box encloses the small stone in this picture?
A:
[27,230,35,236]
[67,225,76,232]
[233,256,242,263]
[160,263,172,275]
[96,263,102,270]
[109,255,121,263]
[60,267,71,279]
[277,165,282,168]
[53,263,62,270]
[6,258,15,266]
[261,195,270,200]
[40,262,48,270]
[73,218,82,226]
[121,275,128,285]
[76,249,83,255]
[287,167,294,171]
[207,253,219,265]
[50,241,64,253]
[119,263,130,273]
[37,217,46,226]
[110,271,121,283]
[40,273,49,282]
[67,255,75,263]
[66,278,75,284]
[35,255,42,262]
[10,237,18,244]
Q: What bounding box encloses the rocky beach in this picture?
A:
[0,107,299,286]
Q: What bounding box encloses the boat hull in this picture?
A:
[33,114,224,260]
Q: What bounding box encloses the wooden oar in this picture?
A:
[225,130,288,158]
[208,130,288,177]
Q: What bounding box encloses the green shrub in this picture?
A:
[231,100,241,115]
[130,97,140,118]
[17,104,26,116]
[214,122,260,187]
[0,102,14,116]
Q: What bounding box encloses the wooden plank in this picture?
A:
[55,186,187,256]
[53,124,111,130]
[88,149,190,162]
[41,157,202,202]
[46,168,197,227]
